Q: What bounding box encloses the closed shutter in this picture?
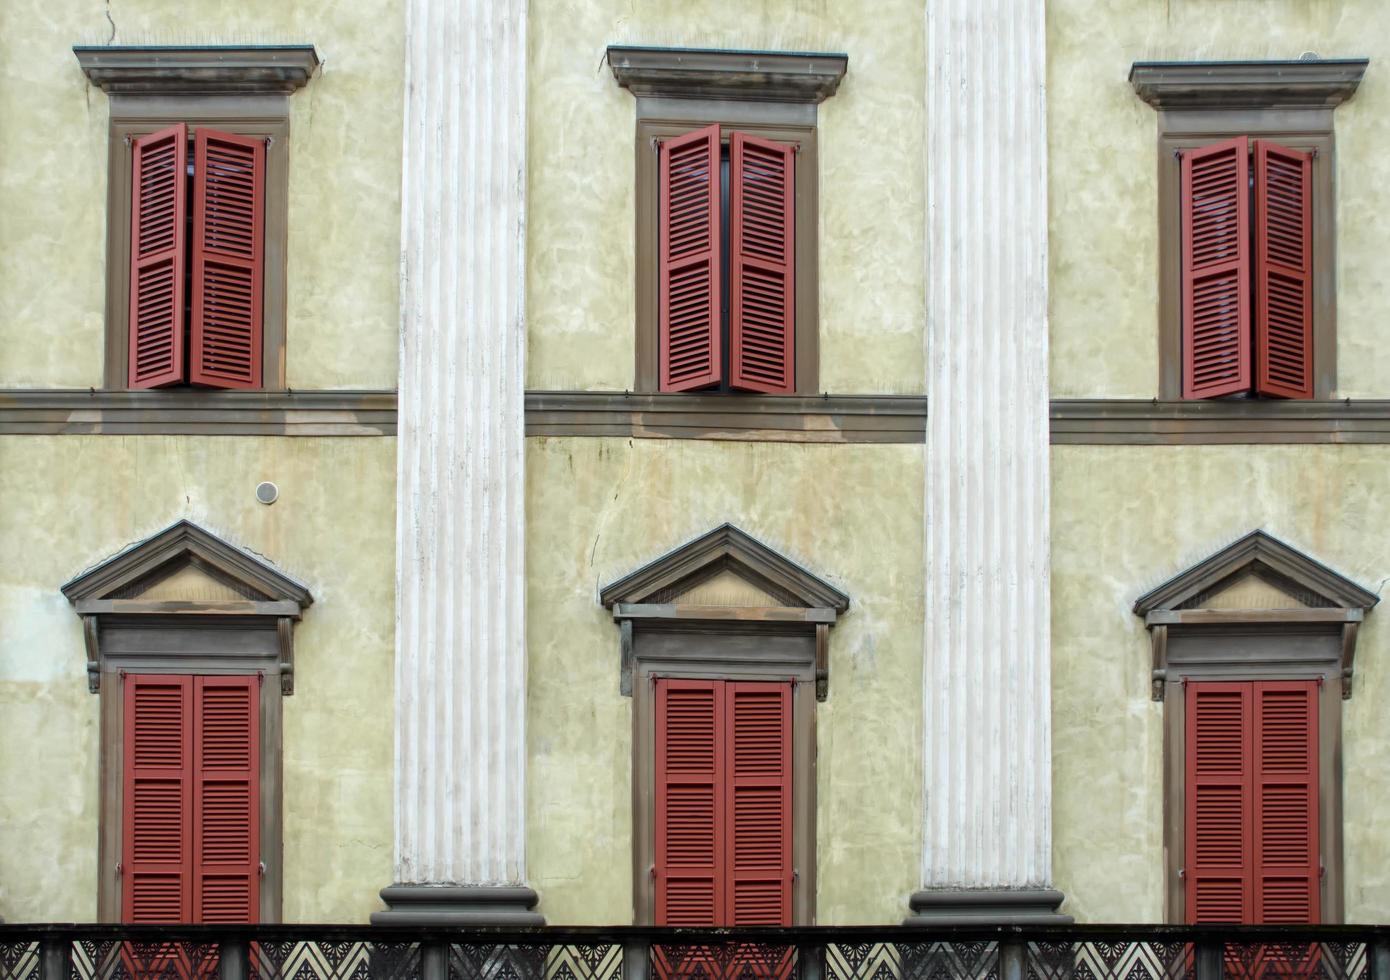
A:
[655,679,725,925]
[1181,137,1252,399]
[190,128,265,389]
[123,675,193,922]
[192,676,260,923]
[1253,681,1319,923]
[128,124,189,389]
[658,124,722,392]
[1253,140,1315,400]
[726,682,792,925]
[1185,681,1253,923]
[729,133,795,394]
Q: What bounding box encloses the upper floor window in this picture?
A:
[75,45,319,392]
[609,46,847,395]
[1130,58,1368,401]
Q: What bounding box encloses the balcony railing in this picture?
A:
[1,923,1387,980]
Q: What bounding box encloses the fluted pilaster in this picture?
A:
[377,0,538,925]
[912,0,1065,923]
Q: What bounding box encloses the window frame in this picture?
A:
[105,98,289,391]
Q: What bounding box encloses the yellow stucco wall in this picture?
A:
[525,436,924,924]
[1048,0,1390,398]
[1052,444,1390,923]
[0,0,403,389]
[0,435,396,922]
[526,0,926,395]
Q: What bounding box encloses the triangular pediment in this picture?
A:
[62,520,312,608]
[600,524,849,612]
[1133,530,1376,616]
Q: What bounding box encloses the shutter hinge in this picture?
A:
[124,134,133,147]
[649,864,657,879]
[259,861,267,877]
[258,669,265,686]
[1174,148,1183,161]
[1320,860,1326,879]
[1317,676,1324,688]
[1178,867,1185,879]
[265,136,274,148]
[792,869,799,882]
[115,862,122,877]
[119,669,127,679]
[1181,676,1189,690]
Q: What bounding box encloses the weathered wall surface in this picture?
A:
[0,435,396,922]
[1051,444,1390,923]
[526,0,926,395]
[525,436,925,924]
[0,0,403,389]
[1048,0,1390,398]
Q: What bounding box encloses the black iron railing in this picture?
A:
[1,923,1387,980]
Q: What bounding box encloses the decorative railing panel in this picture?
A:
[0,924,1383,980]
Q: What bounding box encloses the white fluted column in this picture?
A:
[374,0,539,925]
[910,0,1067,924]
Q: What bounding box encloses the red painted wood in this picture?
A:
[1185,681,1253,923]
[725,682,792,926]
[1181,137,1252,399]
[192,676,260,923]
[1253,140,1314,400]
[190,128,265,389]
[1253,680,1319,923]
[123,674,193,922]
[127,124,188,389]
[658,124,722,392]
[655,678,725,925]
[729,133,795,395]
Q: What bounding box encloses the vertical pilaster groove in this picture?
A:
[921,0,1052,892]
[393,0,528,888]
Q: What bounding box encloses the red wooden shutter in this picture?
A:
[1253,140,1314,399]
[655,679,725,924]
[193,676,260,923]
[1181,137,1252,399]
[1253,680,1319,923]
[730,133,795,395]
[123,674,193,922]
[190,128,265,389]
[1185,681,1253,923]
[658,124,722,392]
[725,682,792,925]
[128,124,189,389]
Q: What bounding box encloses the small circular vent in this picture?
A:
[256,481,279,505]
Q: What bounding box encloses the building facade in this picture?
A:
[2,0,1390,930]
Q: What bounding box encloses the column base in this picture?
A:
[904,888,1071,926]
[371,884,545,926]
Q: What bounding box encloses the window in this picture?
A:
[75,45,318,391]
[600,524,850,925]
[1129,59,1368,400]
[608,46,848,395]
[61,520,313,922]
[1133,530,1378,924]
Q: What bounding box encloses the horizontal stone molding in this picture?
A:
[75,45,320,95]
[11,391,1390,443]
[1129,58,1368,110]
[905,888,1072,926]
[607,45,847,103]
[371,885,544,927]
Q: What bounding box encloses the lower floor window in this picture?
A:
[123,673,261,923]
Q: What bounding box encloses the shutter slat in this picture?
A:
[128,124,188,388]
[658,125,722,392]
[1186,682,1253,923]
[191,129,265,390]
[1254,681,1319,923]
[123,675,193,922]
[726,683,792,926]
[730,133,795,394]
[1254,140,1315,399]
[193,677,259,923]
[1181,137,1252,399]
[655,680,724,925]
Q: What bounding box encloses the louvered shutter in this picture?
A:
[193,677,260,923]
[190,128,265,389]
[655,679,725,925]
[730,133,795,395]
[123,675,193,922]
[1185,681,1253,923]
[658,125,722,392]
[725,682,792,925]
[128,124,189,389]
[1253,141,1314,399]
[1253,681,1319,923]
[1181,137,1252,399]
